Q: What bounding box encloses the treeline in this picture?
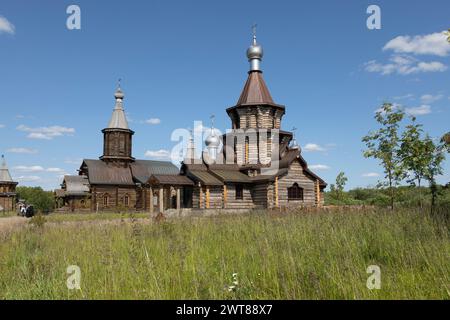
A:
[325,184,450,208]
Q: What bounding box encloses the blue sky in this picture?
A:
[0,0,449,190]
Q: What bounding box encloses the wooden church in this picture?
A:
[56,32,326,212]
[0,155,18,212]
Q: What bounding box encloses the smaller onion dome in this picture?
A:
[205,130,220,148]
[114,87,124,100]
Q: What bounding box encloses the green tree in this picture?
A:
[422,138,446,214]
[16,186,54,213]
[399,117,429,188]
[445,29,450,43]
[362,103,405,210]
[335,172,348,200]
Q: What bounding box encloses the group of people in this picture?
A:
[18,203,34,218]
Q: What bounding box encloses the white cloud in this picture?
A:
[309,164,330,170]
[420,94,443,104]
[144,149,170,159]
[0,124,5,128]
[145,118,161,125]
[303,143,326,152]
[16,176,41,182]
[383,31,450,57]
[17,125,75,140]
[362,172,380,178]
[405,105,432,116]
[13,165,45,172]
[46,167,65,173]
[7,148,38,154]
[365,55,447,75]
[0,16,15,35]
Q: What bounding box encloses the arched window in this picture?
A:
[103,194,109,207]
[288,183,303,201]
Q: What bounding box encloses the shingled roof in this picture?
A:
[232,71,285,109]
[0,155,15,183]
[82,160,134,185]
[62,175,90,196]
[131,160,180,183]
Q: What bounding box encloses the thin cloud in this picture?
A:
[420,94,443,104]
[303,143,326,152]
[13,165,45,172]
[383,31,450,57]
[17,125,75,140]
[405,105,432,116]
[365,55,447,75]
[46,167,65,173]
[144,149,170,159]
[362,172,380,178]
[0,16,15,35]
[16,176,41,182]
[0,124,5,128]
[145,118,161,125]
[7,148,38,154]
[309,164,330,170]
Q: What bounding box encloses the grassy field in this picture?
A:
[0,208,448,299]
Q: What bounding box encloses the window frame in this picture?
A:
[235,184,244,200]
[288,183,304,201]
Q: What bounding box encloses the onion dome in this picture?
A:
[246,25,264,71]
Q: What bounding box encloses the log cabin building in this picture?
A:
[0,155,18,212]
[56,32,326,213]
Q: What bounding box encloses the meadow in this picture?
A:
[0,208,448,300]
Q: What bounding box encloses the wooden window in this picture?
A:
[103,194,109,206]
[235,185,244,200]
[288,183,303,201]
[124,195,130,207]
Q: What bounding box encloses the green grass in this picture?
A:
[43,212,150,223]
[0,208,448,299]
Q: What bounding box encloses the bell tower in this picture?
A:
[100,82,135,164]
[225,28,288,166]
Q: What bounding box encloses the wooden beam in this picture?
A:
[176,187,181,211]
[199,184,203,209]
[159,187,164,213]
[275,176,279,208]
[149,186,153,213]
[223,185,227,209]
[206,187,210,209]
[316,179,321,207]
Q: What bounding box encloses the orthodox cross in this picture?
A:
[252,24,257,39]
[210,114,215,130]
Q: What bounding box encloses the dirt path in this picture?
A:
[0,216,28,234]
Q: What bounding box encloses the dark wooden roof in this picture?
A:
[209,169,252,183]
[130,160,180,183]
[237,71,274,106]
[149,174,194,186]
[82,160,134,185]
[187,170,223,186]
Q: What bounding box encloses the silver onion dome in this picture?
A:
[247,25,263,71]
[247,38,263,61]
[205,130,220,147]
[114,87,124,100]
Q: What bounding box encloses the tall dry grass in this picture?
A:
[0,208,448,299]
